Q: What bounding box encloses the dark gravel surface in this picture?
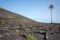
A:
[0,27,60,40]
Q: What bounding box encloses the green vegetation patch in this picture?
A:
[27,33,37,40]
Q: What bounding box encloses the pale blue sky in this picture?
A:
[0,0,60,23]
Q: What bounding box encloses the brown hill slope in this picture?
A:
[0,8,43,25]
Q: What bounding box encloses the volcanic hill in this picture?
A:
[0,7,60,40]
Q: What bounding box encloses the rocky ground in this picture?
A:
[0,26,60,40]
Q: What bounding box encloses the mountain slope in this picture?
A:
[0,8,39,28]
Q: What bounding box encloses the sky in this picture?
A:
[0,0,60,23]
